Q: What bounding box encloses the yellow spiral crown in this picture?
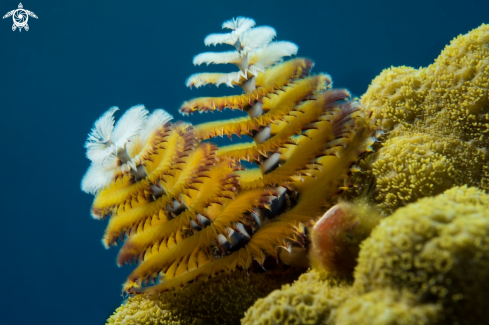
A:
[81,17,379,294]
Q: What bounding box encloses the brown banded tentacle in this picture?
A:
[121,188,277,293]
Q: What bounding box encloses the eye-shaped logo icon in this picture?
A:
[3,3,38,32]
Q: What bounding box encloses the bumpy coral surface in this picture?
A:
[244,186,489,325]
[356,24,489,212]
[363,24,489,139]
[369,132,481,211]
[335,289,441,325]
[107,271,283,325]
[354,186,489,325]
[242,269,353,325]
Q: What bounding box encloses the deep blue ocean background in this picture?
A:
[1,0,488,324]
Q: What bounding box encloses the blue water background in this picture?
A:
[0,0,488,324]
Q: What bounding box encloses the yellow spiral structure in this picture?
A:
[81,17,378,295]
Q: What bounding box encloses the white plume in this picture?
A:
[188,17,299,90]
[204,33,236,47]
[112,104,149,151]
[240,26,276,52]
[249,41,298,73]
[138,109,173,145]
[82,106,173,194]
[81,159,118,195]
[222,17,255,31]
[86,106,118,144]
[216,71,244,87]
[204,17,256,47]
[187,73,218,88]
[85,106,118,163]
[186,72,245,88]
[193,51,242,66]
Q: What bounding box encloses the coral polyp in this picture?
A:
[106,271,285,325]
[354,24,489,213]
[81,16,377,295]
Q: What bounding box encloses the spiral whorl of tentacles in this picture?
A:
[81,17,380,295]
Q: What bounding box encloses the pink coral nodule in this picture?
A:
[310,202,380,274]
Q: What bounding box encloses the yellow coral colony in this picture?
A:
[244,186,489,325]
[354,186,489,325]
[242,269,354,325]
[106,271,283,325]
[356,24,489,213]
[81,16,378,295]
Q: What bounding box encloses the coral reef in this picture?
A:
[81,17,377,295]
[80,18,489,325]
[107,271,284,325]
[242,269,353,325]
[244,186,489,325]
[364,24,489,139]
[353,24,489,213]
[354,185,489,324]
[335,289,441,325]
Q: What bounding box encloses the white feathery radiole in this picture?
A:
[81,160,119,195]
[188,17,297,94]
[193,51,242,66]
[222,17,255,31]
[84,106,119,164]
[81,105,173,195]
[138,109,173,145]
[240,26,276,52]
[84,105,148,164]
[85,106,118,144]
[111,104,148,153]
[248,41,298,75]
[204,17,256,48]
[185,16,298,198]
[186,72,243,89]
